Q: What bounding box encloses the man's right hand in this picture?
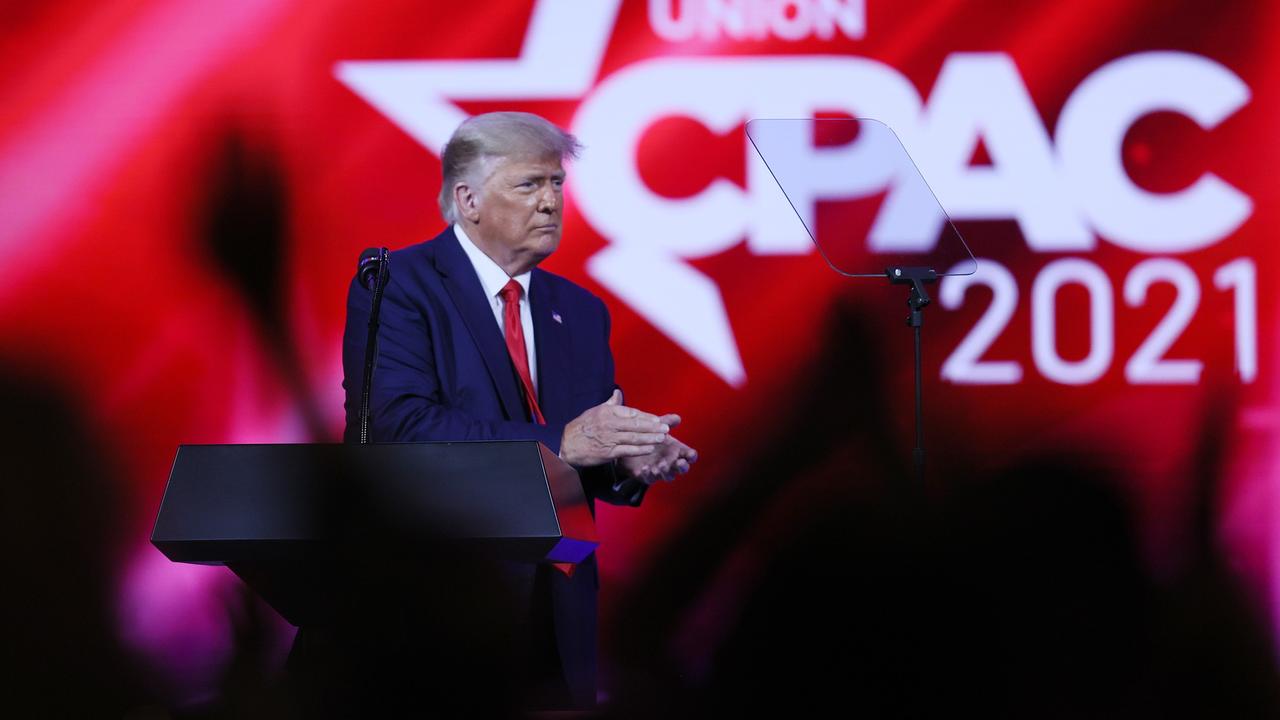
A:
[559,389,670,467]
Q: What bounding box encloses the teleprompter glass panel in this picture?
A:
[746,117,976,278]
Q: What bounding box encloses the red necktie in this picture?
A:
[503,281,576,577]
[499,279,545,424]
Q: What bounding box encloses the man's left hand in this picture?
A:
[618,414,698,485]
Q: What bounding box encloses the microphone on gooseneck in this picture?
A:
[358,247,387,290]
[358,247,391,444]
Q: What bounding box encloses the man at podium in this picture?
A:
[341,111,697,708]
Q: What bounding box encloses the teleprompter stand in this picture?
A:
[887,266,938,489]
[745,117,976,488]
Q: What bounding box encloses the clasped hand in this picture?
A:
[560,390,697,485]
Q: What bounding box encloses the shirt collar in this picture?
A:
[454,223,531,300]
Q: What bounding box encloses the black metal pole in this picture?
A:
[359,248,391,445]
[911,311,925,487]
[888,266,936,489]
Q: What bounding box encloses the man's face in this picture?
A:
[471,153,565,274]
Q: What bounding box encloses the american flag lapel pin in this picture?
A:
[552,311,563,324]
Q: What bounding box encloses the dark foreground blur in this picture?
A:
[2,299,1276,718]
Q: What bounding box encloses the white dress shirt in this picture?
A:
[453,223,538,392]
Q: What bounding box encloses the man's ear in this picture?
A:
[454,183,481,223]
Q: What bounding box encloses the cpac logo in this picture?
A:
[336,0,1251,387]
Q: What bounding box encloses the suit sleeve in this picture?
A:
[343,273,565,450]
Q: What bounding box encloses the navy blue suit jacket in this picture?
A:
[341,226,645,706]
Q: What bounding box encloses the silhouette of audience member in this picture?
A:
[678,459,1278,718]
[0,368,154,717]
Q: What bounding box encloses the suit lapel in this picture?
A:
[433,228,526,421]
[530,269,570,423]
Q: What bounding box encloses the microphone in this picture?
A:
[357,247,391,444]
[358,247,387,290]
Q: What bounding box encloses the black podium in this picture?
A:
[151,440,596,627]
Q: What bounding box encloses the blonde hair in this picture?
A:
[437,112,582,223]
